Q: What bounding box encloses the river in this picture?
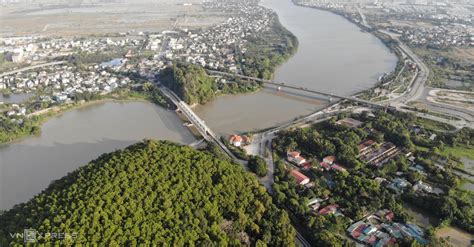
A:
[0,101,195,209]
[1,0,397,209]
[194,0,397,135]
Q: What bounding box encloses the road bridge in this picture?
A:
[158,86,238,160]
[207,70,385,109]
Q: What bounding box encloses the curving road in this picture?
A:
[0,61,67,77]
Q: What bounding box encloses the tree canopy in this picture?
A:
[0,140,295,246]
[160,63,217,105]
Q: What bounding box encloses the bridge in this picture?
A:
[160,85,312,247]
[207,70,385,109]
[158,86,238,160]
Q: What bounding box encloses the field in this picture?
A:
[414,47,474,90]
[0,1,226,37]
[414,117,457,132]
[436,226,474,247]
[441,145,474,160]
[426,89,474,112]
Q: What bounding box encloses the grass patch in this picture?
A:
[441,145,474,160]
[414,117,456,131]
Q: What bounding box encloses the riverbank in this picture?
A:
[0,88,169,145]
[291,0,405,99]
[238,11,298,80]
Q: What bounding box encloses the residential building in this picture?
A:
[290,169,310,185]
[287,151,306,166]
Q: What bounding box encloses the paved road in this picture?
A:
[0,61,67,77]
[356,6,370,28]
[377,32,472,128]
[379,30,429,105]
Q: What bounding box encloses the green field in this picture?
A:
[441,145,474,160]
[414,117,456,131]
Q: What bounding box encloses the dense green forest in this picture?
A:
[160,63,218,105]
[238,13,298,80]
[0,140,296,246]
[248,155,268,177]
[160,63,261,105]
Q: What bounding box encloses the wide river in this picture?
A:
[0,0,397,209]
[194,0,397,135]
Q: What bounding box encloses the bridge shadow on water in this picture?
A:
[261,85,331,105]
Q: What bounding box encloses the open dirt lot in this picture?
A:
[0,1,227,37]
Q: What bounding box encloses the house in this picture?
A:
[362,225,378,235]
[289,169,310,185]
[413,181,433,194]
[242,135,251,144]
[307,197,325,206]
[301,162,313,170]
[320,162,331,170]
[374,177,387,184]
[348,221,366,235]
[229,135,243,147]
[323,155,336,165]
[376,209,395,222]
[331,164,348,173]
[388,178,412,192]
[287,151,306,166]
[409,164,427,175]
[318,204,339,215]
[336,118,363,128]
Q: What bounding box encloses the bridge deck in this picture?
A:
[207,70,383,108]
[158,86,237,160]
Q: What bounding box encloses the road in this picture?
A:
[379,30,429,105]
[356,6,370,28]
[0,61,67,77]
[379,31,472,128]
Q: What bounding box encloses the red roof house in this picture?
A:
[287,151,306,165]
[320,162,331,171]
[323,155,337,165]
[385,211,395,221]
[229,135,243,147]
[290,169,310,185]
[319,204,339,215]
[331,164,348,173]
